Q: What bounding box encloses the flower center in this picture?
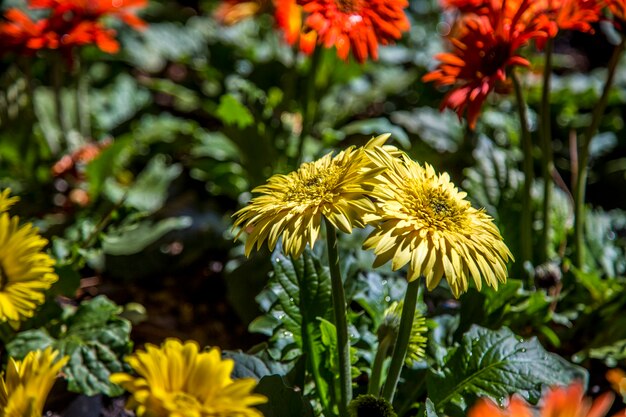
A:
[336,0,359,13]
[423,189,459,223]
[403,182,465,232]
[172,391,202,410]
[284,163,342,205]
[478,42,510,77]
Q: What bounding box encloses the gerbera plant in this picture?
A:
[234,134,390,416]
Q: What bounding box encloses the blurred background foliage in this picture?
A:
[2,0,626,414]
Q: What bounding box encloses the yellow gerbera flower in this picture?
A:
[0,189,18,213]
[363,148,513,298]
[0,347,69,417]
[233,135,390,258]
[111,339,267,417]
[0,213,58,324]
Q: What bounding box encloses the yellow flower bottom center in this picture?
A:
[170,391,203,413]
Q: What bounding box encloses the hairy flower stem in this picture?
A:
[574,37,626,268]
[381,279,420,403]
[512,71,533,272]
[368,333,393,396]
[540,38,554,263]
[324,217,352,417]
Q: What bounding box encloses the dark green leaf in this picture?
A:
[102,217,192,256]
[7,296,132,397]
[254,375,315,417]
[427,325,587,416]
[224,350,289,380]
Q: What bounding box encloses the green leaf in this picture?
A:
[216,94,254,129]
[224,350,290,380]
[251,249,334,409]
[417,399,440,417]
[426,325,586,416]
[90,74,151,132]
[7,296,132,397]
[105,154,182,214]
[102,217,192,256]
[254,375,315,417]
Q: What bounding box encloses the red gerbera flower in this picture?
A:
[0,9,58,55]
[275,0,410,63]
[60,20,120,53]
[529,0,600,49]
[423,0,545,129]
[29,0,148,29]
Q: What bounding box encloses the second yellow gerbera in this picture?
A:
[233,135,389,258]
[111,339,267,417]
[363,148,513,298]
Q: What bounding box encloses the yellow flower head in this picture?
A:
[0,347,69,417]
[0,213,58,324]
[233,135,390,258]
[0,189,18,213]
[363,149,513,298]
[111,339,267,417]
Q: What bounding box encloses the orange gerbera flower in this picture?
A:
[214,0,271,25]
[0,9,58,55]
[603,0,626,25]
[423,0,544,129]
[440,0,490,14]
[529,0,600,49]
[275,0,410,63]
[29,0,147,29]
[468,382,623,417]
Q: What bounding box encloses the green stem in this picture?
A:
[296,48,323,165]
[381,279,420,403]
[512,71,534,271]
[367,333,393,396]
[53,55,69,146]
[302,308,333,416]
[74,54,91,139]
[574,37,626,268]
[540,38,554,263]
[324,217,352,417]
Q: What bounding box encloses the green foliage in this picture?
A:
[426,325,587,416]
[255,375,315,417]
[249,248,335,407]
[7,296,132,397]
